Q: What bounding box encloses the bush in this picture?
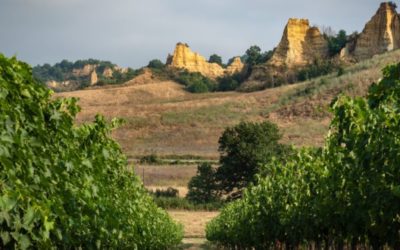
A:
[147,59,166,70]
[207,63,400,249]
[0,53,183,248]
[139,154,163,165]
[188,80,209,93]
[337,66,345,76]
[149,187,179,198]
[298,57,342,81]
[217,73,244,91]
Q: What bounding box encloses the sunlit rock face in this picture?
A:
[167,43,243,78]
[71,64,99,76]
[269,18,329,67]
[354,2,400,60]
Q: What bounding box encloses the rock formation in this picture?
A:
[269,18,329,67]
[226,57,245,75]
[113,66,128,74]
[46,80,70,88]
[353,2,400,60]
[72,64,99,77]
[103,67,113,77]
[89,70,98,85]
[167,43,243,78]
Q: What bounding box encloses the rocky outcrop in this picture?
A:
[226,57,244,75]
[353,2,400,60]
[72,64,99,77]
[103,67,113,77]
[113,66,128,74]
[269,18,329,67]
[89,71,98,85]
[46,80,70,88]
[167,43,243,78]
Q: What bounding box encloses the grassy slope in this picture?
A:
[54,50,400,158]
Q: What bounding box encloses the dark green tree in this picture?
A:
[216,121,289,199]
[389,1,397,9]
[188,80,209,93]
[208,54,225,67]
[326,29,349,56]
[186,163,220,203]
[147,59,166,70]
[245,45,262,66]
[245,46,273,66]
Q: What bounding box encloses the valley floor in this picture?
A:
[168,211,220,250]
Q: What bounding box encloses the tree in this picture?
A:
[208,54,225,67]
[216,121,289,199]
[186,163,220,203]
[245,46,273,66]
[188,79,209,93]
[318,24,336,38]
[245,45,262,66]
[324,29,349,56]
[389,1,397,9]
[147,59,166,70]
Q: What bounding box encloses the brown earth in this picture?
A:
[54,50,400,159]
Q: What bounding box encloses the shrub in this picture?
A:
[149,187,179,198]
[0,53,183,249]
[188,80,209,93]
[139,154,163,165]
[147,59,166,70]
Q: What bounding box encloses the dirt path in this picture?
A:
[168,211,220,250]
[175,238,219,250]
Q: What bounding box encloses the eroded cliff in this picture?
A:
[167,43,243,78]
[353,2,400,60]
[269,18,329,67]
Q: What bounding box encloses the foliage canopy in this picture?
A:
[207,63,400,249]
[0,53,183,249]
[216,121,289,199]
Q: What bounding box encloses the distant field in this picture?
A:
[169,211,219,238]
[55,50,400,158]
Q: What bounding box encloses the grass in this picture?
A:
[168,211,219,238]
[54,49,400,153]
[135,165,197,188]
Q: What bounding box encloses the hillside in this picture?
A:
[54,49,400,158]
[33,58,141,91]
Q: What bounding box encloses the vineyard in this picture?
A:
[0,53,183,249]
[206,64,400,249]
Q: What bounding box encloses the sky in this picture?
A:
[0,0,385,69]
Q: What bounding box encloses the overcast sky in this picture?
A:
[0,0,384,69]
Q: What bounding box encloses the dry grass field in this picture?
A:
[54,50,400,160]
[169,211,220,238]
[169,211,221,249]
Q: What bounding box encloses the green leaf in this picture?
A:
[21,89,31,98]
[1,231,10,245]
[82,159,92,168]
[23,207,36,230]
[19,234,31,250]
[50,110,62,120]
[392,186,400,197]
[0,88,8,99]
